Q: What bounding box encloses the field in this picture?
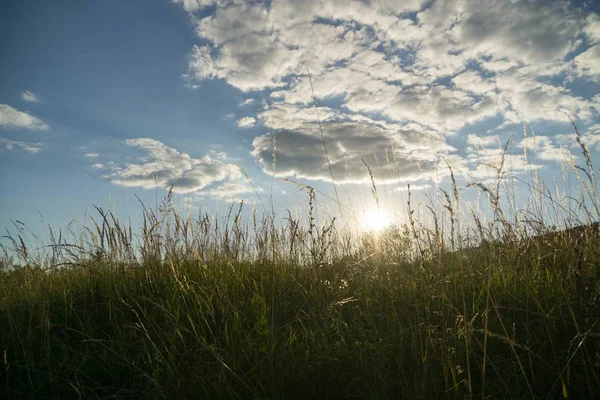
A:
[1,131,600,399]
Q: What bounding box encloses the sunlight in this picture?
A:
[363,209,392,232]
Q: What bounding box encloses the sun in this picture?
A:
[363,209,393,231]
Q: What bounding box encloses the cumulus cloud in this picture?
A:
[103,138,243,194]
[236,116,256,128]
[465,145,539,180]
[555,123,600,152]
[467,134,501,149]
[463,132,574,180]
[21,91,39,102]
[172,0,214,13]
[252,122,453,184]
[418,0,583,64]
[520,136,573,162]
[0,104,48,130]
[0,138,43,153]
[573,45,600,80]
[199,182,263,202]
[585,13,600,44]
[174,0,600,184]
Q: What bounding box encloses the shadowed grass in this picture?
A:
[1,126,600,399]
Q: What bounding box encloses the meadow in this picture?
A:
[1,126,599,399]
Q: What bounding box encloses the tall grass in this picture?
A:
[1,125,599,399]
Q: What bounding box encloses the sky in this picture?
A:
[1,0,600,236]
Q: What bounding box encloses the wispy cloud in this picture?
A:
[0,138,43,153]
[520,136,573,163]
[236,116,256,128]
[0,104,48,130]
[395,184,432,192]
[96,138,245,194]
[21,91,39,102]
[199,181,263,202]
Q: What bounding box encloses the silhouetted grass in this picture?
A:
[1,125,599,399]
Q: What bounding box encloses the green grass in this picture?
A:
[1,127,600,399]
[1,221,599,399]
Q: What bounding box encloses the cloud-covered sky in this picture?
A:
[1,0,599,229]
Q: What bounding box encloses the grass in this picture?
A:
[1,126,600,399]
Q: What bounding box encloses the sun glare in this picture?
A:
[363,209,392,231]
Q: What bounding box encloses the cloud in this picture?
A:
[174,0,600,185]
[465,146,539,180]
[0,104,48,130]
[102,138,242,194]
[394,184,432,192]
[0,138,43,153]
[251,122,453,184]
[84,153,99,158]
[555,123,600,152]
[417,0,584,64]
[199,181,263,200]
[21,91,39,102]
[186,45,219,82]
[462,132,574,180]
[520,136,573,163]
[467,134,500,149]
[573,45,600,80]
[494,72,594,123]
[236,116,256,128]
[585,13,600,44]
[172,0,214,13]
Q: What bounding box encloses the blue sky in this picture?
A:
[1,0,600,234]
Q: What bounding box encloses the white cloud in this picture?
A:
[236,116,256,128]
[520,136,573,162]
[84,153,99,158]
[462,131,574,180]
[466,147,539,180]
[453,71,496,95]
[0,104,48,130]
[467,134,500,149]
[584,13,600,44]
[573,45,600,80]
[173,0,600,185]
[21,91,39,102]
[555,124,600,152]
[172,0,214,13]
[186,45,219,81]
[0,138,43,153]
[251,122,452,184]
[102,138,242,194]
[199,181,263,199]
[258,102,340,130]
[494,73,593,123]
[394,184,432,192]
[417,0,583,64]
[480,59,520,73]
